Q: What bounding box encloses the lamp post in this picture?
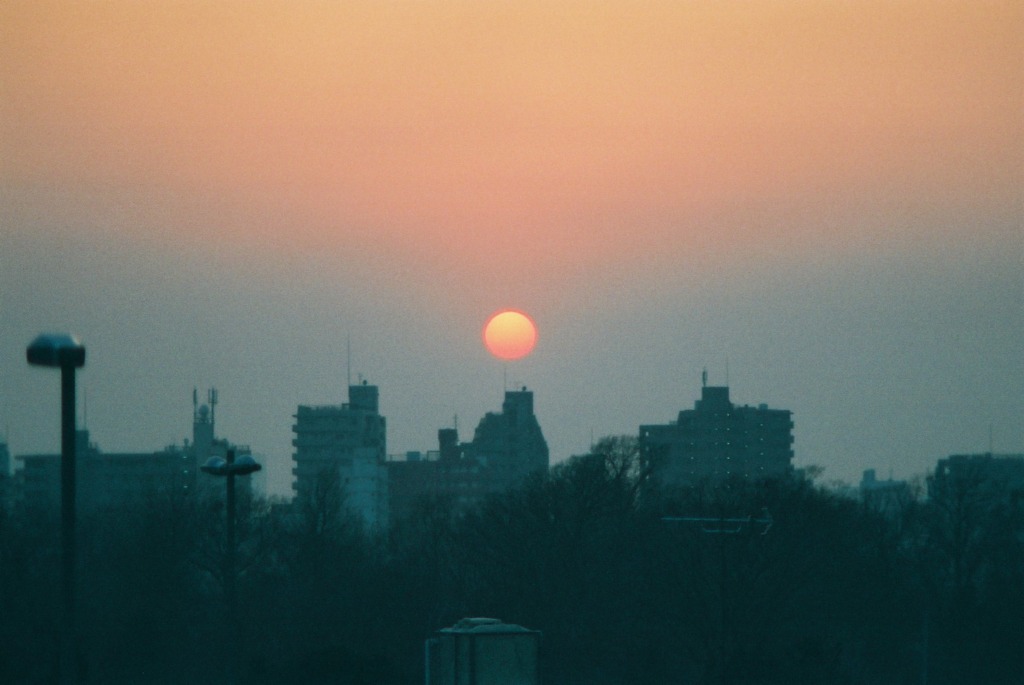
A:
[200,449,261,623]
[26,333,86,685]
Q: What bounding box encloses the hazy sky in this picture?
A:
[2,2,1021,496]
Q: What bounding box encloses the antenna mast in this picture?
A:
[208,388,218,431]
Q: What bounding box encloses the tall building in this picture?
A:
[463,387,549,492]
[387,387,549,523]
[639,384,794,486]
[291,381,389,529]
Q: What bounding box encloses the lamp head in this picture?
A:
[201,456,228,476]
[26,334,86,368]
[201,455,261,477]
[231,454,262,475]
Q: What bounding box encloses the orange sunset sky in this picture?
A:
[2,2,1021,493]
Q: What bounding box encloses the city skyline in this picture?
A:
[2,2,1021,496]
[4,361,1017,498]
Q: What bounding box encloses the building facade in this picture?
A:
[859,469,913,518]
[387,388,549,523]
[929,453,1024,504]
[16,389,248,513]
[462,388,549,493]
[0,438,9,479]
[291,381,389,529]
[0,438,13,512]
[639,385,794,487]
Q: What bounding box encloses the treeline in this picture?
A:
[0,436,1021,684]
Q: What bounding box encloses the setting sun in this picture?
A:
[483,310,537,361]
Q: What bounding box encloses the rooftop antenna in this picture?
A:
[702,367,708,388]
[208,388,218,431]
[725,357,730,387]
[193,387,198,421]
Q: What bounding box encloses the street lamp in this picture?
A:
[200,449,261,625]
[26,333,85,685]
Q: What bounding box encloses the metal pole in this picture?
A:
[719,527,727,685]
[921,609,929,685]
[60,362,77,684]
[225,449,236,626]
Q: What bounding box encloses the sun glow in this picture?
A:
[483,310,537,361]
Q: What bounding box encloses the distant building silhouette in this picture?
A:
[639,384,794,486]
[16,389,250,513]
[928,452,1024,506]
[465,387,549,491]
[859,469,913,518]
[0,437,9,478]
[388,387,549,523]
[291,381,389,529]
[386,441,443,523]
[0,437,12,513]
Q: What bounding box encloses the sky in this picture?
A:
[2,1,1021,496]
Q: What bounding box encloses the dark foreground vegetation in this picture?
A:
[1,437,1021,684]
